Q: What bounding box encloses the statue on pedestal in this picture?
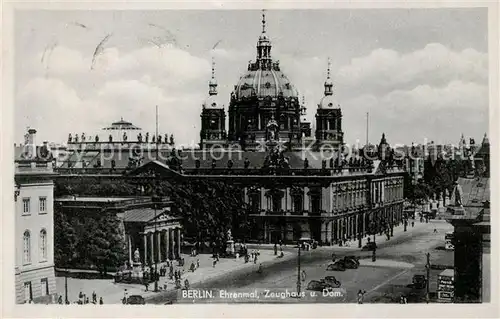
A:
[453,181,464,207]
[133,248,141,263]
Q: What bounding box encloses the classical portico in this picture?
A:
[123,207,182,265]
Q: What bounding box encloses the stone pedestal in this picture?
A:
[132,262,143,278]
[226,240,235,256]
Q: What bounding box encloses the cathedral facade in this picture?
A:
[199,12,342,151]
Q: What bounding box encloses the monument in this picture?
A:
[132,248,144,278]
[226,229,235,256]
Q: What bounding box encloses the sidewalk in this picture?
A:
[319,219,446,252]
[358,258,415,269]
[61,249,295,304]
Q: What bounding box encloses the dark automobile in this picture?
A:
[342,258,359,269]
[126,295,146,305]
[361,242,377,251]
[323,276,341,288]
[412,274,427,289]
[307,280,333,291]
[344,256,360,266]
[326,261,346,271]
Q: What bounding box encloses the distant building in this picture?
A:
[55,194,182,267]
[14,128,57,304]
[442,135,490,303]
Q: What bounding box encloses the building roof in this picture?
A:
[103,118,142,130]
[234,68,299,99]
[123,208,178,223]
[56,196,133,203]
[454,177,490,208]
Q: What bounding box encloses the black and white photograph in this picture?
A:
[2,1,498,317]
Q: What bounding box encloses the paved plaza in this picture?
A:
[56,249,294,304]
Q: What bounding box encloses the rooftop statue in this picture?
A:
[453,181,464,207]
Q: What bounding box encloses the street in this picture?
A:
[146,220,453,304]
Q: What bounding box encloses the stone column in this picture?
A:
[164,230,169,261]
[170,228,175,260]
[157,231,162,262]
[177,228,181,258]
[149,232,154,264]
[128,235,132,265]
[143,233,147,264]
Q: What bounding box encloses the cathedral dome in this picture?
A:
[233,68,299,100]
[203,95,223,109]
[318,95,340,109]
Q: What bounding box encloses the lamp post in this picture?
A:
[296,243,302,297]
[371,220,376,262]
[64,269,68,304]
[152,194,162,292]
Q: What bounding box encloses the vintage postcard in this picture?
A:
[2,1,499,318]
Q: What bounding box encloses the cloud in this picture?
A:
[16,43,213,145]
[336,43,488,95]
[342,80,488,145]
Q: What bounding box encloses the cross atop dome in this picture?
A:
[324,57,334,96]
[262,9,266,34]
[209,56,218,96]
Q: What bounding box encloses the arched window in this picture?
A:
[40,229,47,261]
[23,230,31,264]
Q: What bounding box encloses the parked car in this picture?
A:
[412,274,427,289]
[323,276,341,288]
[361,242,377,251]
[326,261,346,271]
[344,256,360,266]
[307,280,333,291]
[126,295,146,305]
[341,258,359,269]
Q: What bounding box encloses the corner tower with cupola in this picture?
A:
[200,57,227,149]
[228,10,304,150]
[315,58,344,150]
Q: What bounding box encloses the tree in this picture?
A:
[54,206,77,267]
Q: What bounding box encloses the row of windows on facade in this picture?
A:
[22,197,47,214]
[23,229,47,265]
[248,185,403,212]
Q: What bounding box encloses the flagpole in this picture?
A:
[366,112,369,146]
[156,105,159,160]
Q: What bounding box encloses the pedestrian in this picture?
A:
[145,281,149,292]
[254,253,258,264]
[184,279,190,290]
[357,290,363,304]
[190,261,196,272]
[274,243,278,255]
[196,258,200,269]
[412,221,415,228]
[99,297,103,305]
[92,291,97,303]
[86,297,90,304]
[58,295,63,304]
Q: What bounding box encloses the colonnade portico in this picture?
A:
[139,226,182,265]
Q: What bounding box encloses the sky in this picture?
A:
[14,8,489,147]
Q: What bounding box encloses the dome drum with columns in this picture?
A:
[200,11,343,151]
